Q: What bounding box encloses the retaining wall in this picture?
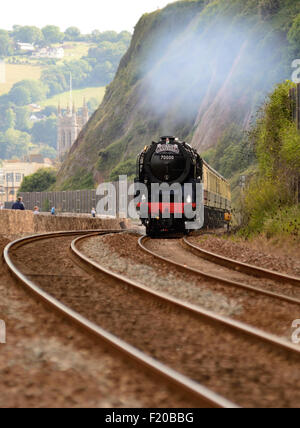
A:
[0,210,129,235]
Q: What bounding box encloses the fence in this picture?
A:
[289,83,300,130]
[20,182,134,215]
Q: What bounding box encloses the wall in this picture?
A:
[19,183,134,215]
[0,210,129,235]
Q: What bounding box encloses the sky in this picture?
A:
[0,0,177,33]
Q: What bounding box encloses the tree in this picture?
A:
[12,80,48,103]
[65,27,81,40]
[19,168,56,192]
[13,26,44,44]
[259,0,280,19]
[93,31,118,43]
[0,30,13,56]
[90,30,101,43]
[41,105,58,117]
[88,41,128,67]
[288,14,300,55]
[42,25,64,44]
[117,31,131,44]
[37,144,57,159]
[31,117,57,148]
[41,60,91,95]
[41,66,68,95]
[0,106,16,132]
[15,106,31,132]
[0,128,31,159]
[8,80,48,106]
[89,61,114,86]
[87,97,99,114]
[9,86,31,106]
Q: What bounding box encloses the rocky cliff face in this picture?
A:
[56,0,299,189]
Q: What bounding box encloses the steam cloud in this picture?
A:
[138,7,288,146]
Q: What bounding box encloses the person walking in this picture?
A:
[51,207,56,216]
[91,207,96,218]
[12,197,25,211]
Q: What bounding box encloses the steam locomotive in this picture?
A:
[135,136,231,236]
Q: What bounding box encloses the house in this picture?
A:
[17,43,35,52]
[0,157,54,204]
[29,114,41,122]
[29,103,42,112]
[32,46,64,59]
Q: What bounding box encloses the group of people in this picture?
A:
[8,197,97,218]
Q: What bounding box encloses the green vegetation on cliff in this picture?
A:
[56,0,300,190]
[241,81,300,238]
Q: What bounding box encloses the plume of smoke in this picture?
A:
[138,9,287,141]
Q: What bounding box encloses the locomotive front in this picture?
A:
[136,136,203,236]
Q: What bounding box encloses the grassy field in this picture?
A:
[0,63,43,95]
[0,42,94,96]
[57,42,95,62]
[0,44,105,110]
[40,86,106,108]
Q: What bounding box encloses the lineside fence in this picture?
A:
[20,182,134,215]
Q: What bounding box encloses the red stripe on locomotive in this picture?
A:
[137,202,196,214]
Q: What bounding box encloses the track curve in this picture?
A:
[3,230,236,409]
[184,236,300,286]
[139,236,300,307]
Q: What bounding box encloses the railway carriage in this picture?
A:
[202,160,231,228]
[135,136,231,236]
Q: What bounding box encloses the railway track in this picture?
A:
[139,236,300,307]
[70,232,300,407]
[3,230,236,409]
[6,230,300,407]
[184,236,300,286]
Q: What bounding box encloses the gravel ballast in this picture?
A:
[80,233,300,340]
[0,236,199,408]
[190,235,300,277]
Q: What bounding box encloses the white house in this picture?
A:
[17,43,35,52]
[32,47,64,59]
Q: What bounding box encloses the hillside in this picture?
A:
[0,42,95,96]
[40,87,105,108]
[0,64,42,95]
[0,28,131,161]
[56,0,300,189]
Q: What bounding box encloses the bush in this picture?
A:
[288,14,300,55]
[241,81,300,237]
[259,0,280,19]
[19,168,57,192]
[242,178,289,234]
[109,158,136,181]
[8,80,48,105]
[31,117,57,148]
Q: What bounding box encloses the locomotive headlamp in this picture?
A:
[186,194,192,204]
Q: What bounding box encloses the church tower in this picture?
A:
[57,75,89,161]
